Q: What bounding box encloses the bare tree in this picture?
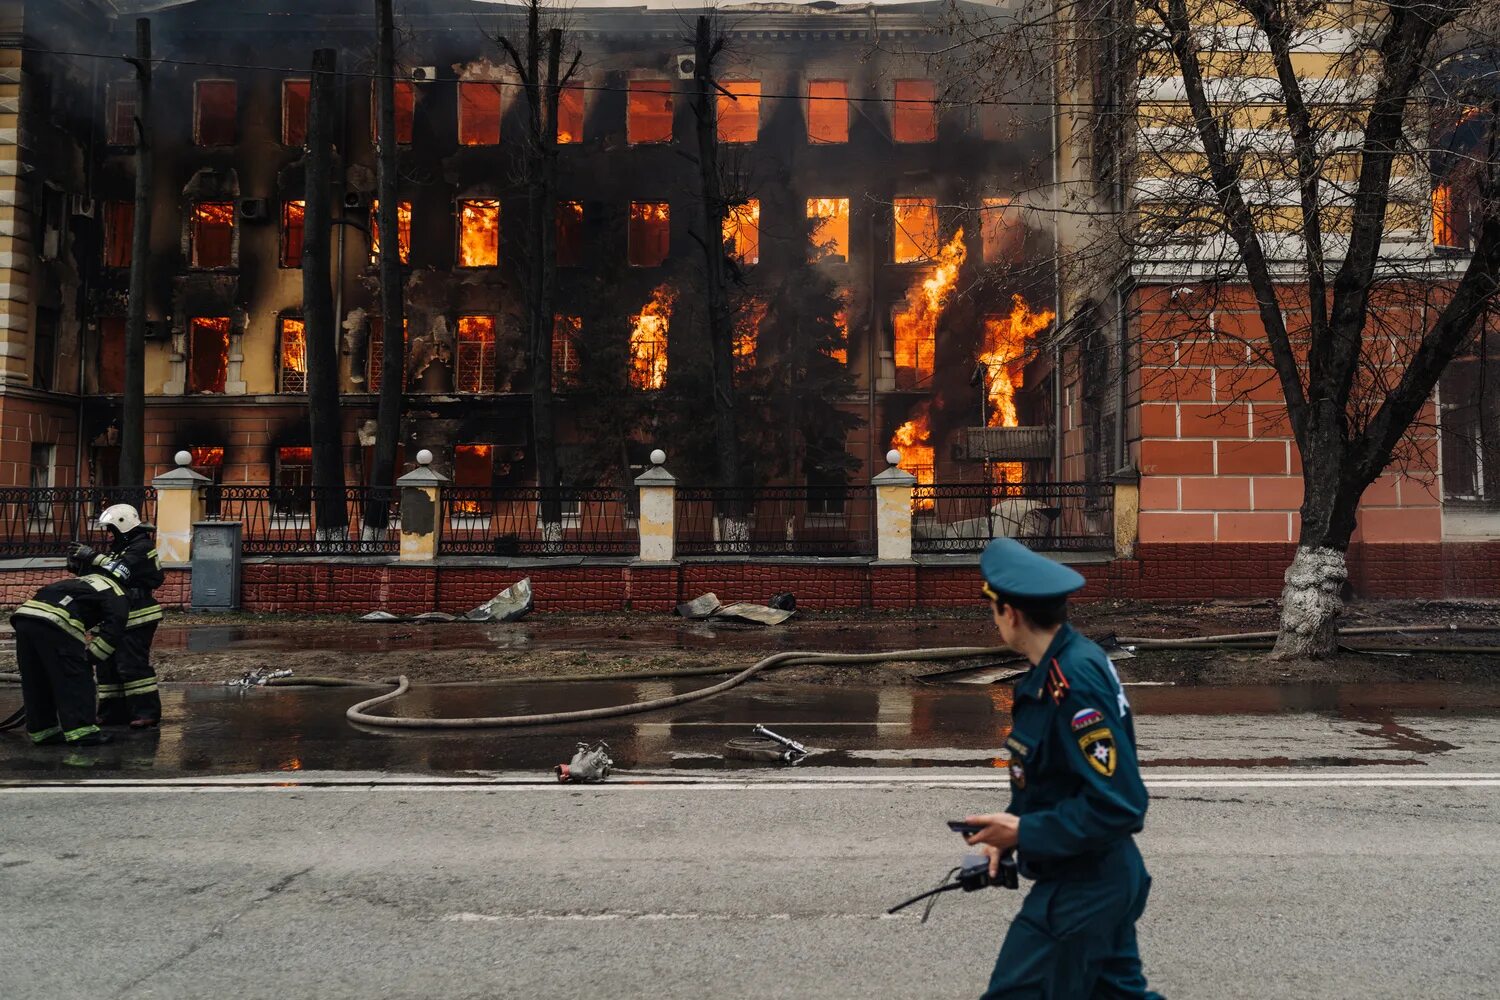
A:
[119,18,151,488]
[949,0,1500,657]
[496,1,580,547]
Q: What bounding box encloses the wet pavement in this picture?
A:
[4,675,1500,777]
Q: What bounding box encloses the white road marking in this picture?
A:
[443,911,902,923]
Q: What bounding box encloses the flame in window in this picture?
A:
[557,83,585,144]
[192,202,236,269]
[188,445,225,467]
[553,314,582,390]
[808,198,850,263]
[828,292,849,366]
[893,197,939,264]
[807,80,848,144]
[734,298,765,374]
[1433,183,1459,248]
[979,295,1055,484]
[891,404,934,510]
[723,200,760,265]
[456,315,497,393]
[629,284,675,390]
[717,81,760,143]
[278,446,312,464]
[628,81,673,144]
[189,316,231,394]
[458,199,500,267]
[371,200,412,264]
[893,228,966,390]
[452,443,492,514]
[629,201,670,267]
[280,317,307,392]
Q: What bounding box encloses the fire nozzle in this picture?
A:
[555,740,614,783]
[753,724,809,763]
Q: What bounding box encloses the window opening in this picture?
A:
[808,198,849,263]
[628,80,673,144]
[279,316,307,393]
[629,285,674,390]
[557,83,585,144]
[188,317,230,394]
[807,80,849,144]
[553,315,582,390]
[282,80,310,146]
[459,81,502,145]
[456,315,497,393]
[457,199,500,267]
[104,201,133,268]
[717,81,760,143]
[108,80,137,146]
[191,201,235,269]
[892,197,938,263]
[281,200,306,268]
[194,80,237,146]
[372,81,415,145]
[99,316,126,394]
[370,200,412,264]
[628,201,670,267]
[893,80,937,143]
[557,200,584,266]
[723,200,760,266]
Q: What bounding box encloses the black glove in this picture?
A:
[68,542,96,563]
[65,549,92,575]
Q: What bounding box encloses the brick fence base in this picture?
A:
[2,541,1497,613]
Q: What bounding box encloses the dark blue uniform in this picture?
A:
[976,539,1161,999]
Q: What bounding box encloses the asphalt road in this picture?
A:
[2,770,1496,999]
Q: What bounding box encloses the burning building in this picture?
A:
[1,0,1058,495]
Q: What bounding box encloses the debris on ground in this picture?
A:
[555,740,613,782]
[673,592,796,626]
[358,578,534,624]
[226,668,293,688]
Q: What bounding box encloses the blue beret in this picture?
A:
[979,537,1086,600]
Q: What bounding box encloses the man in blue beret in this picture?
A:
[963,538,1163,999]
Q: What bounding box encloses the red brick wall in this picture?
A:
[0,396,81,487]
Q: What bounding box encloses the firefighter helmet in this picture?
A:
[97,503,141,534]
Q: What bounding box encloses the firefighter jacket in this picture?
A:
[11,573,129,662]
[91,525,164,630]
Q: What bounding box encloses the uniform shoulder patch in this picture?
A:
[1077,727,1117,778]
[1070,708,1104,732]
[1046,659,1070,704]
[1004,735,1030,758]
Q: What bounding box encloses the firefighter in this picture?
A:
[70,503,165,727]
[10,552,129,747]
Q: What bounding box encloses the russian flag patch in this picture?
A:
[1071,708,1104,731]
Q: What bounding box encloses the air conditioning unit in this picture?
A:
[411,66,438,84]
[238,198,269,222]
[343,191,369,210]
[145,320,173,341]
[675,54,696,79]
[69,195,96,218]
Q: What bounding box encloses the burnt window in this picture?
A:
[282,80,310,146]
[1439,337,1500,502]
[367,317,408,392]
[194,80,237,146]
[827,291,850,366]
[459,81,502,145]
[718,81,760,143]
[628,80,673,144]
[808,198,849,263]
[103,201,133,269]
[33,308,57,391]
[734,299,764,376]
[552,314,582,391]
[99,316,126,394]
[191,201,235,269]
[372,81,415,145]
[557,83,585,143]
[807,80,849,144]
[454,444,495,490]
[723,200,760,266]
[456,315,497,393]
[628,201,670,267]
[892,197,938,263]
[280,200,305,268]
[557,200,583,266]
[107,80,137,146]
[807,467,848,516]
[279,316,306,393]
[629,286,673,390]
[188,317,230,394]
[370,200,412,265]
[981,196,1018,264]
[274,446,313,516]
[893,80,937,143]
[457,199,500,267]
[1433,183,1472,250]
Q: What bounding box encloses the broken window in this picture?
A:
[99,316,126,394]
[807,198,849,263]
[459,81,502,145]
[372,81,415,145]
[367,318,408,392]
[370,200,412,265]
[717,81,760,143]
[188,317,230,394]
[892,197,939,263]
[107,80,137,146]
[191,201,235,269]
[723,200,760,266]
[1433,183,1472,250]
[194,80,237,146]
[279,316,306,392]
[275,447,314,516]
[454,444,495,491]
[892,302,935,391]
[32,308,56,391]
[457,199,501,267]
[104,201,133,269]
[557,83,585,144]
[807,466,848,516]
[556,200,584,266]
[456,315,497,393]
[280,201,306,268]
[893,80,937,143]
[807,80,849,144]
[981,197,1018,264]
[553,314,582,390]
[628,201,670,267]
[282,80,310,146]
[628,80,673,144]
[629,285,674,390]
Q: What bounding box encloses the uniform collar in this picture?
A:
[1015,623,1077,701]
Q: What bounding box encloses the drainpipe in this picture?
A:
[333,58,350,364]
[867,207,878,477]
[1051,57,1064,480]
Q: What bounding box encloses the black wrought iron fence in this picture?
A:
[911,482,1114,554]
[206,485,399,555]
[0,487,157,558]
[675,486,876,556]
[438,486,639,556]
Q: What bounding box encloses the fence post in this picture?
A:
[1109,467,1139,559]
[397,449,447,563]
[872,449,917,562]
[634,449,676,562]
[151,450,211,563]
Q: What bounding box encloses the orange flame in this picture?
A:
[828,292,849,366]
[808,198,850,262]
[371,200,412,264]
[1433,183,1458,248]
[458,199,500,267]
[979,295,1054,485]
[280,317,307,392]
[734,298,766,373]
[630,284,675,390]
[891,404,935,511]
[723,200,761,265]
[894,228,967,389]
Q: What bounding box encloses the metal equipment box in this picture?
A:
[190,520,242,610]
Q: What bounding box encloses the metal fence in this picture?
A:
[675,486,876,556]
[438,486,639,556]
[206,485,400,556]
[0,487,157,557]
[911,482,1114,554]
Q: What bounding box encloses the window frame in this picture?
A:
[627,80,674,145]
[187,316,232,395]
[193,79,239,147]
[457,80,503,146]
[806,80,850,144]
[628,201,671,268]
[892,79,938,144]
[455,198,501,268]
[278,314,307,394]
[282,79,311,147]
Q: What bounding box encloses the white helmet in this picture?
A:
[98,503,142,534]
